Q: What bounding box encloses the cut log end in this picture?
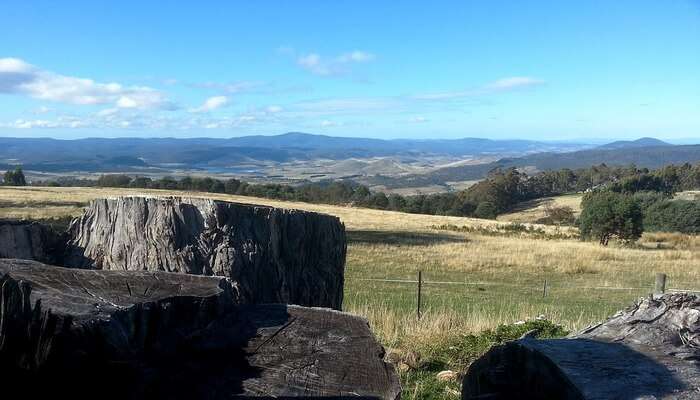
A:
[463,294,700,400]
[0,259,399,400]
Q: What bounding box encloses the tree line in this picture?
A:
[23,161,697,223]
[578,164,700,244]
[2,167,27,186]
[11,160,700,244]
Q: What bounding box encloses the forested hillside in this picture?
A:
[26,162,700,228]
[378,144,700,188]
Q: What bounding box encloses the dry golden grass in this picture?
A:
[497,194,582,223]
[0,186,525,231]
[674,190,700,201]
[1,186,697,343]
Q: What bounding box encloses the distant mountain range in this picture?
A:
[378,138,700,188]
[595,137,671,150]
[0,133,586,173]
[0,133,698,190]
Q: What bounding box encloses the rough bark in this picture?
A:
[65,196,347,309]
[462,293,700,400]
[0,258,399,400]
[0,219,64,264]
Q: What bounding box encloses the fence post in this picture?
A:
[543,279,548,298]
[655,273,667,295]
[417,270,422,320]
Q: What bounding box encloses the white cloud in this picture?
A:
[266,105,283,113]
[295,97,398,113]
[193,80,266,94]
[2,115,88,129]
[336,51,375,63]
[487,77,544,90]
[409,116,428,123]
[298,53,329,76]
[5,119,59,129]
[200,114,257,129]
[411,90,474,100]
[96,107,119,117]
[413,76,545,100]
[33,106,53,114]
[0,57,174,110]
[295,50,375,77]
[189,96,229,113]
[320,120,339,127]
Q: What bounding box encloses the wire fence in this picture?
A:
[346,272,699,319]
[351,274,699,292]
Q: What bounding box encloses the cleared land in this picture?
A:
[1,186,698,398]
[675,190,700,201]
[497,193,583,224]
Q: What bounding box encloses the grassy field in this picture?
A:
[497,193,583,223]
[1,186,698,398]
[676,190,700,201]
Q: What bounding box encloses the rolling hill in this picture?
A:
[376,142,700,189]
[0,133,585,173]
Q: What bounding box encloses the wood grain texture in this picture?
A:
[0,219,64,264]
[0,259,399,399]
[65,197,347,309]
[462,294,700,399]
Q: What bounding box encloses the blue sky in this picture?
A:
[1,1,699,140]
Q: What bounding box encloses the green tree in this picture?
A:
[130,176,152,188]
[368,192,389,209]
[3,166,27,186]
[96,174,131,187]
[643,199,700,234]
[474,201,498,219]
[387,193,406,211]
[351,186,371,204]
[579,191,643,245]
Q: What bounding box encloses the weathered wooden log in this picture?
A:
[184,304,401,399]
[0,259,399,400]
[0,219,64,264]
[462,294,700,399]
[65,196,347,309]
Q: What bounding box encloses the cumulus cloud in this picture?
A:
[295,50,375,77]
[0,57,174,109]
[189,96,229,113]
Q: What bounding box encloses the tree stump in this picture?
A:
[0,258,400,399]
[463,294,700,399]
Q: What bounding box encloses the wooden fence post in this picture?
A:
[655,273,667,295]
[543,279,548,298]
[417,270,422,320]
